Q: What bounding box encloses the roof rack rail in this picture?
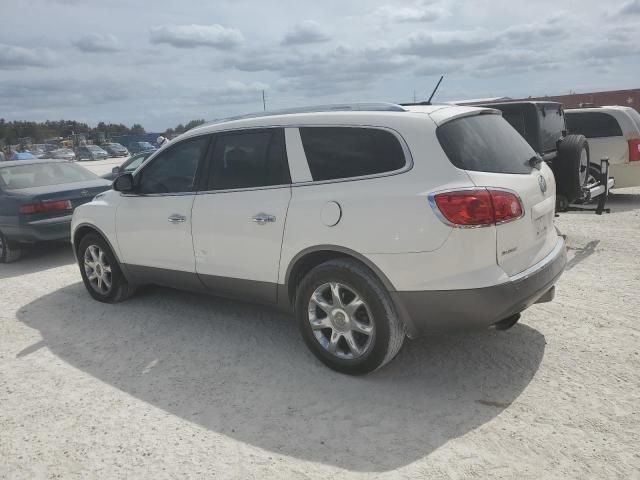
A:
[203,103,407,126]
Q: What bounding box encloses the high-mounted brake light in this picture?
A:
[629,139,640,162]
[20,200,72,215]
[431,189,523,227]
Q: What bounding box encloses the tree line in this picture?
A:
[0,118,206,146]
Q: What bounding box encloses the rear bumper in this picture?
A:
[392,236,567,338]
[4,215,72,243]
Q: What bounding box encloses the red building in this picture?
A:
[518,88,640,113]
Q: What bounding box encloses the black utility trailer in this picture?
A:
[474,101,614,214]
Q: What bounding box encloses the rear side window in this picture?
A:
[565,112,623,138]
[207,128,290,190]
[299,127,406,181]
[437,114,535,174]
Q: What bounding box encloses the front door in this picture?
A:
[116,135,210,286]
[191,128,292,303]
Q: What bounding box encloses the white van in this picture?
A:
[565,106,640,188]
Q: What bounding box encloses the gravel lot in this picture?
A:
[1,190,639,479]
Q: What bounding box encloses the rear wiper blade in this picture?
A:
[528,156,543,170]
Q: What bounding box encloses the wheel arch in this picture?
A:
[73,223,123,266]
[283,245,397,308]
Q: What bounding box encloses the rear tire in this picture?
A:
[556,134,590,203]
[296,259,405,375]
[0,231,22,263]
[77,233,134,303]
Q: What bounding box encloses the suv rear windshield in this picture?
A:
[437,114,535,174]
[565,112,623,138]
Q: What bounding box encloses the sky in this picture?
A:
[1,0,639,131]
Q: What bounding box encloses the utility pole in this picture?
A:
[262,90,266,111]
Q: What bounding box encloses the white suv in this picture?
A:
[71,103,567,374]
[565,106,640,188]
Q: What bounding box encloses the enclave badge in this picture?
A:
[538,175,547,193]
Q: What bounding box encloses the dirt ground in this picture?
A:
[1,189,639,479]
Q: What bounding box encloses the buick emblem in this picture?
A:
[538,175,547,193]
[80,189,90,197]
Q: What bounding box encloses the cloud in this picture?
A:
[71,33,121,53]
[282,20,330,45]
[500,17,568,45]
[396,30,496,58]
[200,80,269,105]
[0,77,139,109]
[0,44,56,69]
[374,1,444,22]
[619,0,640,14]
[227,45,408,95]
[472,50,562,77]
[150,24,244,49]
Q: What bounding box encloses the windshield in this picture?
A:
[87,145,104,152]
[437,113,535,174]
[0,162,98,190]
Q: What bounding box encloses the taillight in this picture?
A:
[490,190,523,223]
[20,200,72,215]
[431,189,523,227]
[629,139,640,162]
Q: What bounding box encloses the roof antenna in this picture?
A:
[425,75,444,105]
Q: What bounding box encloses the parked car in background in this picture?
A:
[10,152,36,161]
[470,101,614,211]
[0,159,111,263]
[127,141,156,154]
[72,103,566,374]
[565,106,640,189]
[28,145,48,158]
[75,145,109,161]
[102,143,129,157]
[50,148,76,161]
[101,150,154,181]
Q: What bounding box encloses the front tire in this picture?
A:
[296,259,405,375]
[77,233,133,303]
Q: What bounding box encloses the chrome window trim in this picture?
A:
[427,186,526,229]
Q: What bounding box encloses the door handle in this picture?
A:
[168,214,187,224]
[252,213,276,225]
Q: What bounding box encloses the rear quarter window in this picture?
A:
[565,112,623,138]
[436,114,535,174]
[299,127,406,181]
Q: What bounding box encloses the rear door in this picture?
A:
[191,128,292,303]
[436,112,558,276]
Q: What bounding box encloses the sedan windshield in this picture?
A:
[0,162,98,190]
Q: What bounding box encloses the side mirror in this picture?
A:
[113,173,134,192]
[112,166,120,174]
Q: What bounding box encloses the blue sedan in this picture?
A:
[0,159,112,262]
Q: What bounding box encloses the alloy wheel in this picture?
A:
[308,282,375,360]
[84,245,112,295]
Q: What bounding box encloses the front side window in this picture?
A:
[565,112,624,138]
[207,128,290,190]
[137,136,208,194]
[299,127,406,181]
